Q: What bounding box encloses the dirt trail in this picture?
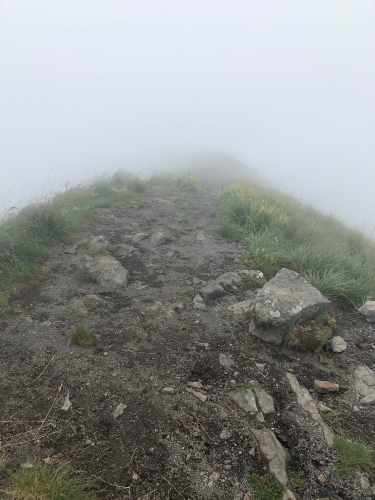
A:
[1,184,374,499]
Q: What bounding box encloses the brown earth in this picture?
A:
[0,184,375,499]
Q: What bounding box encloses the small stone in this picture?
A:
[331,336,347,353]
[254,388,275,414]
[228,299,254,316]
[64,246,77,254]
[187,381,203,389]
[219,353,236,369]
[319,354,329,365]
[200,283,226,301]
[314,380,340,393]
[359,473,371,491]
[229,389,258,414]
[249,447,256,457]
[317,473,327,484]
[113,403,127,419]
[162,387,175,394]
[255,362,265,373]
[196,231,206,241]
[358,301,375,323]
[193,303,208,311]
[220,429,232,439]
[243,494,251,500]
[356,342,373,351]
[185,387,207,402]
[209,471,221,482]
[353,405,360,412]
[359,396,375,406]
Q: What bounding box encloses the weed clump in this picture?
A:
[247,472,286,500]
[4,463,97,500]
[71,325,97,347]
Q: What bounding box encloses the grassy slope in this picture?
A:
[216,182,375,308]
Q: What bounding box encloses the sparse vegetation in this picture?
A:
[71,325,97,347]
[287,469,306,489]
[74,270,91,283]
[4,463,97,500]
[334,434,375,474]
[217,181,375,308]
[247,472,286,500]
[239,382,261,390]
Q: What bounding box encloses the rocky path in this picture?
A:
[1,184,375,499]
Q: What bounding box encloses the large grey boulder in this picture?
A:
[358,301,375,323]
[85,255,129,292]
[251,268,331,346]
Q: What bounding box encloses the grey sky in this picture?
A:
[1,1,374,232]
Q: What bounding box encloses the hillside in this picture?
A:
[0,169,375,500]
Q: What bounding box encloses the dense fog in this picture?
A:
[1,1,374,234]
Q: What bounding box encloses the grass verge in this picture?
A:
[3,463,97,500]
[217,181,375,308]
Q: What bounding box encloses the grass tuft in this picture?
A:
[246,472,286,500]
[71,325,97,347]
[284,320,333,353]
[334,434,375,474]
[4,463,97,500]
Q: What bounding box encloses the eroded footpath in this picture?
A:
[1,184,375,499]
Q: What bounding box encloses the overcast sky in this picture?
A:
[1,1,374,233]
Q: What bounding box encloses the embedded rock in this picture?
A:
[114,244,139,257]
[229,389,263,421]
[216,271,243,288]
[85,255,129,292]
[88,235,109,252]
[358,301,375,323]
[151,232,166,247]
[354,365,375,402]
[313,380,339,393]
[219,353,236,370]
[228,299,254,316]
[132,232,148,243]
[254,387,275,414]
[200,282,226,301]
[249,427,290,484]
[251,268,331,346]
[286,372,334,446]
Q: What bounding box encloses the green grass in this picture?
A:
[3,463,97,500]
[334,434,375,474]
[246,473,286,500]
[217,181,375,308]
[287,469,306,489]
[71,325,97,347]
[74,270,91,283]
[238,383,261,390]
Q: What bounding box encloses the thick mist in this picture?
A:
[1,1,374,233]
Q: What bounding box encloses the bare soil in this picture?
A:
[1,184,375,499]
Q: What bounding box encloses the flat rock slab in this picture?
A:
[254,387,275,414]
[250,427,289,485]
[85,255,129,292]
[354,365,375,401]
[252,268,331,346]
[229,389,258,414]
[200,283,226,301]
[286,372,334,446]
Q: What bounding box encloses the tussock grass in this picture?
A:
[284,319,333,353]
[246,472,285,500]
[217,181,375,308]
[4,463,97,500]
[71,325,97,347]
[334,434,375,474]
